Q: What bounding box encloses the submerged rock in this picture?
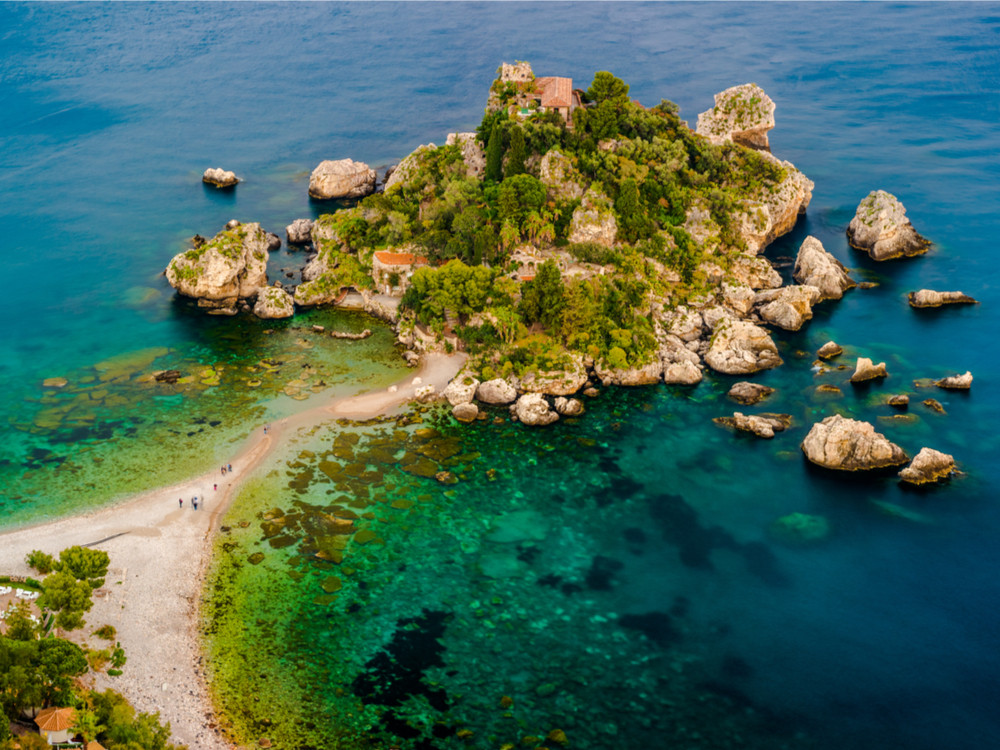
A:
[308,159,376,200]
[899,447,956,485]
[704,320,782,375]
[696,83,775,151]
[801,414,908,471]
[253,287,295,319]
[847,190,930,260]
[923,398,946,414]
[727,381,775,406]
[770,513,831,546]
[908,289,979,308]
[202,167,239,188]
[513,393,559,426]
[850,357,888,383]
[793,236,855,300]
[935,371,972,390]
[817,341,843,360]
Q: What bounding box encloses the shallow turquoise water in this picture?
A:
[4,2,1000,748]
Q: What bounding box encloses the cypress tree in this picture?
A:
[504,125,526,178]
[485,122,503,182]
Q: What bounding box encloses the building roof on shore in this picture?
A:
[85,742,108,750]
[373,250,429,266]
[535,76,574,108]
[35,706,75,731]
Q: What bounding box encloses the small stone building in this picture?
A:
[371,250,429,296]
[34,706,75,745]
[533,77,583,123]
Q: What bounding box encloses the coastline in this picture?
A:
[0,352,466,750]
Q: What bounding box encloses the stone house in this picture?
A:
[532,76,583,123]
[371,250,429,296]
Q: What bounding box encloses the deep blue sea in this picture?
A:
[3,3,1000,749]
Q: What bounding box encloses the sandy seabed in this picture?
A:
[0,353,466,749]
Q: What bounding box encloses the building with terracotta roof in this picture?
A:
[532,76,583,123]
[34,706,75,745]
[371,249,430,296]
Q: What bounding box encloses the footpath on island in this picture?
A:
[0,352,464,750]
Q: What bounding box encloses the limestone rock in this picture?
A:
[594,359,663,387]
[554,396,584,416]
[660,306,703,342]
[727,382,774,406]
[696,83,775,151]
[202,167,239,188]
[308,159,376,200]
[887,394,910,408]
[721,282,756,316]
[165,223,270,313]
[714,411,791,439]
[755,285,821,331]
[568,187,617,247]
[442,375,480,406]
[729,252,782,290]
[923,398,946,414]
[384,144,435,192]
[817,341,843,360]
[414,384,437,403]
[793,236,855,300]
[850,357,888,383]
[539,150,587,201]
[908,290,978,308]
[253,287,295,319]
[847,190,929,260]
[513,393,559,426]
[659,335,703,385]
[801,414,908,471]
[704,320,782,375]
[898,447,955,485]
[735,158,815,254]
[477,378,518,405]
[452,402,479,423]
[935,371,972,390]
[446,132,486,179]
[286,219,314,246]
[518,354,588,396]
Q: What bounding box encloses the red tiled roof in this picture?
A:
[35,706,75,732]
[373,250,429,266]
[535,77,574,108]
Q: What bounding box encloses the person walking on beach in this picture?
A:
[222,465,227,476]
[193,497,198,511]
[264,424,268,435]
[228,463,232,473]
[214,483,217,492]
[179,498,183,508]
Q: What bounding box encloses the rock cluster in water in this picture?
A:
[908,289,978,308]
[801,415,908,471]
[202,167,239,188]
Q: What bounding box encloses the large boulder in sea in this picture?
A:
[898,447,955,485]
[286,219,314,246]
[714,411,791,439]
[308,159,376,200]
[850,357,888,383]
[442,374,480,406]
[513,393,559,426]
[477,378,518,405]
[165,222,270,314]
[568,187,617,247]
[847,190,930,260]
[908,290,979,308]
[727,381,774,406]
[446,132,486,179]
[696,83,775,151]
[704,319,782,375]
[253,286,295,319]
[801,414,908,471]
[754,285,821,331]
[793,236,855,300]
[202,167,239,188]
[935,371,972,390]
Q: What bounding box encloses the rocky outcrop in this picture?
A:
[736,157,814,254]
[477,378,518,405]
[452,402,479,423]
[446,132,486,179]
[935,371,972,390]
[898,447,956,485]
[755,285,821,331]
[594,359,663,387]
[165,223,270,314]
[513,393,559,426]
[850,357,888,383]
[202,167,239,188]
[554,397,584,416]
[721,283,756,316]
[793,236,855,300]
[714,411,792,439]
[817,341,843,360]
[442,374,480,406]
[660,307,703,342]
[696,83,775,151]
[887,394,910,408]
[308,159,376,200]
[847,190,930,260]
[253,286,295,319]
[727,382,774,406]
[658,335,703,385]
[518,355,588,396]
[705,320,782,375]
[801,414,908,471]
[384,144,435,192]
[286,219,314,246]
[568,187,617,247]
[539,150,587,201]
[908,290,978,308]
[728,253,782,290]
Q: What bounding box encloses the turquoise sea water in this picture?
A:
[4,2,1000,748]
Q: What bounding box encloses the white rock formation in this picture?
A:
[801,414,908,471]
[308,159,376,200]
[253,287,295,319]
[793,236,855,300]
[847,190,929,260]
[704,320,783,375]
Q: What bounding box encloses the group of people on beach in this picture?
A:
[175,463,234,511]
